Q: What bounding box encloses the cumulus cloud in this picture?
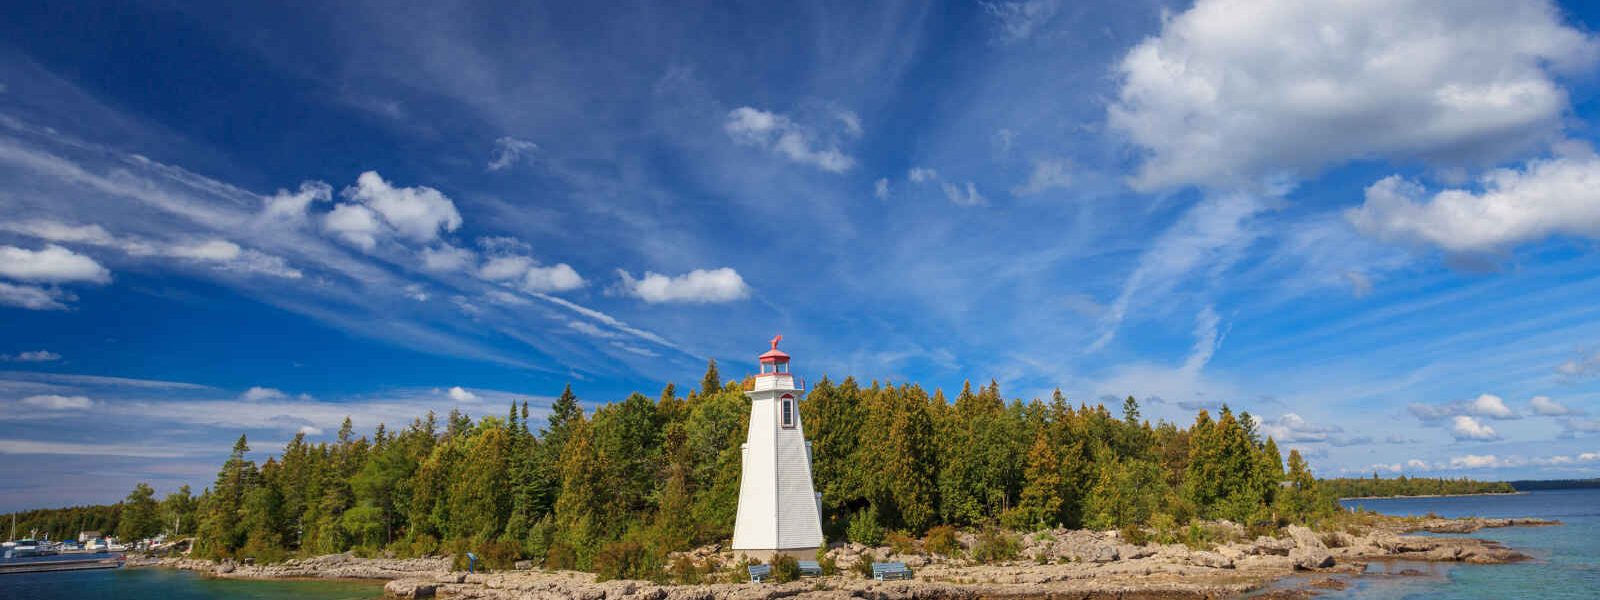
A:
[874,178,889,200]
[725,107,854,173]
[240,386,288,402]
[1530,396,1576,416]
[447,386,477,402]
[21,394,93,410]
[1260,413,1344,443]
[617,267,751,304]
[3,350,61,362]
[323,203,385,250]
[521,264,584,293]
[330,171,463,246]
[1410,393,1520,421]
[1561,418,1600,437]
[1348,145,1600,256]
[1011,158,1073,196]
[1450,415,1501,441]
[1109,0,1597,191]
[260,181,333,223]
[0,221,114,245]
[0,244,110,284]
[478,255,534,281]
[487,137,539,171]
[908,167,939,183]
[1449,453,1505,469]
[419,244,476,273]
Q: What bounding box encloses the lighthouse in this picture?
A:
[732,335,824,560]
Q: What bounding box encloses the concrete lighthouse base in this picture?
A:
[732,546,821,563]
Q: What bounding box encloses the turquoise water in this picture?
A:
[1330,488,1600,599]
[0,566,380,599]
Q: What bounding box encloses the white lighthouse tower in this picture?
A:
[732,335,824,560]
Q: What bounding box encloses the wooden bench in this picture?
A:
[747,564,772,582]
[797,560,822,577]
[871,561,912,581]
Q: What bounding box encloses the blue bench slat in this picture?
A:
[797,560,822,576]
[871,561,912,580]
[748,564,772,582]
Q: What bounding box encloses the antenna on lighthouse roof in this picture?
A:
[770,334,782,350]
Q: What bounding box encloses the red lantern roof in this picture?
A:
[759,334,789,363]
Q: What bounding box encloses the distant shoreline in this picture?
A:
[1339,491,1525,501]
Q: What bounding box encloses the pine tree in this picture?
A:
[117,483,161,542]
[1016,432,1063,529]
[699,360,721,396]
[553,415,600,569]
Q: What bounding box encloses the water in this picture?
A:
[1328,488,1600,599]
[0,566,380,599]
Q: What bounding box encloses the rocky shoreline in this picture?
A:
[127,516,1556,599]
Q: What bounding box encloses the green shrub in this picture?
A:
[771,554,801,583]
[594,539,663,582]
[852,550,876,578]
[970,528,1019,564]
[885,531,919,555]
[1182,522,1211,551]
[544,542,577,571]
[923,525,960,556]
[1148,513,1179,545]
[847,507,885,547]
[1120,524,1149,546]
[816,547,838,575]
[477,540,522,570]
[669,555,702,584]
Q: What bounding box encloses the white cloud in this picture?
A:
[478,255,534,281]
[874,178,889,200]
[419,244,475,273]
[725,107,854,172]
[1530,395,1574,416]
[21,394,93,410]
[297,425,324,436]
[567,320,620,339]
[487,137,539,171]
[0,221,113,245]
[3,350,61,362]
[1410,393,1520,421]
[339,171,463,244]
[323,202,384,250]
[1261,412,1344,444]
[1348,146,1600,255]
[168,239,242,261]
[260,181,333,223]
[0,439,189,458]
[521,264,584,293]
[240,386,288,402]
[1562,418,1600,436]
[0,280,68,311]
[1011,158,1072,196]
[1449,453,1506,469]
[617,267,751,304]
[1450,415,1501,441]
[908,167,939,183]
[447,386,477,402]
[1406,459,1429,470]
[0,244,110,284]
[1467,394,1518,419]
[1109,0,1597,191]
[941,181,988,207]
[1088,191,1265,352]
[403,284,429,302]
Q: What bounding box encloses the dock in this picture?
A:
[0,556,124,574]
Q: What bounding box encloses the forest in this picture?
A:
[3,362,1335,579]
[1321,475,1515,498]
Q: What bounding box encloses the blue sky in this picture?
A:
[3,0,1600,511]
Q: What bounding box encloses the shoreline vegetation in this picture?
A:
[0,364,1568,597]
[1320,476,1515,500]
[124,514,1558,599]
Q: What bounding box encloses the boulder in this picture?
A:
[1186,551,1234,569]
[1285,526,1334,570]
[384,579,437,599]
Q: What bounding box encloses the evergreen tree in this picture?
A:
[1015,432,1063,529]
[117,483,161,542]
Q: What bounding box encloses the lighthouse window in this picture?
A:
[781,394,795,428]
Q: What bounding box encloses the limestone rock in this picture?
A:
[1285,525,1334,570]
